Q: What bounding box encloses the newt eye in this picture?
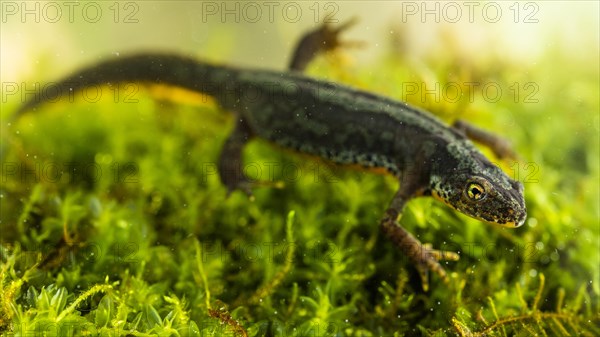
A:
[466,182,486,201]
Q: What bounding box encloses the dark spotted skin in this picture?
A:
[13,23,526,290]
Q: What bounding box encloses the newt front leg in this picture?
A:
[380,177,460,291]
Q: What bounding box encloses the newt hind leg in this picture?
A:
[288,18,361,72]
[218,118,284,198]
[219,20,358,197]
[218,118,255,198]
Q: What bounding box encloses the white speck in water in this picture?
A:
[528,217,538,228]
[529,269,538,277]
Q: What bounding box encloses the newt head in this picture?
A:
[429,156,527,228]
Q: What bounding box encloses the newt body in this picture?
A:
[13,23,526,289]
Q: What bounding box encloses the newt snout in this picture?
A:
[431,164,527,228]
[500,180,527,228]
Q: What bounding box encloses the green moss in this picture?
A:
[1,32,598,336]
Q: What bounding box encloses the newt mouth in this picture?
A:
[503,220,525,228]
[499,208,527,228]
[514,213,527,227]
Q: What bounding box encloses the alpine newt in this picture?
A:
[13,21,527,290]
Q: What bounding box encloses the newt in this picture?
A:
[12,21,526,290]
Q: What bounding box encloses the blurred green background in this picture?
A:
[1,1,598,336]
